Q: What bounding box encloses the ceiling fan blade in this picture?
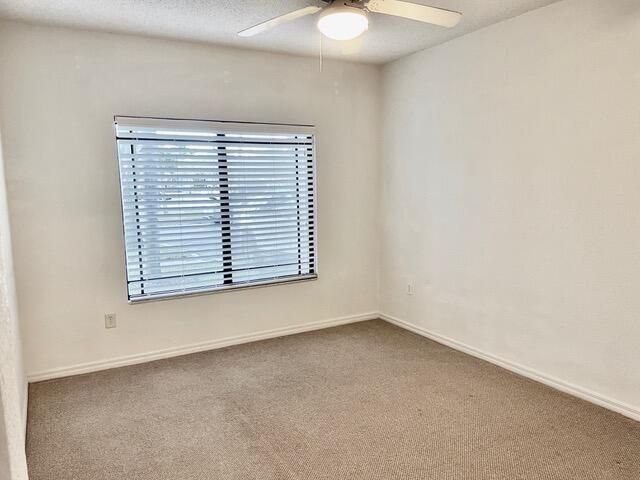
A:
[366,0,461,28]
[238,6,322,37]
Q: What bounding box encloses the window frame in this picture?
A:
[114,115,318,303]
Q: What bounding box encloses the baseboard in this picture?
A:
[29,311,638,423]
[380,313,640,423]
[27,312,378,383]
[22,381,28,440]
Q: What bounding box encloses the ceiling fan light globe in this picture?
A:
[317,6,369,41]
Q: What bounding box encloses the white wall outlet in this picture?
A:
[104,313,117,329]
[407,282,415,296]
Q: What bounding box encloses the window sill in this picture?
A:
[127,274,318,304]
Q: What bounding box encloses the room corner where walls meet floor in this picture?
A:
[25,320,640,480]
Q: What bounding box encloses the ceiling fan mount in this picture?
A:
[238,0,462,40]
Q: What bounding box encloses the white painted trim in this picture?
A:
[380,313,640,423]
[22,382,28,441]
[28,312,378,382]
[28,311,639,424]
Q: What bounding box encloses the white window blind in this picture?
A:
[115,116,317,302]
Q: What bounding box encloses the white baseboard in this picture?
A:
[27,311,640,424]
[27,312,378,383]
[22,382,28,440]
[380,313,640,423]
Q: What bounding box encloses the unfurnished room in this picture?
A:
[0,1,639,479]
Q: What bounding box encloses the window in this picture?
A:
[115,116,317,302]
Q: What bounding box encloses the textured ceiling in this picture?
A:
[0,0,562,63]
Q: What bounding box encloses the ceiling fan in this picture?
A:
[238,1,462,41]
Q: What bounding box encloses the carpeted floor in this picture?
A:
[27,320,640,479]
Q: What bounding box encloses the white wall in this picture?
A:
[0,131,28,480]
[381,0,640,413]
[0,21,380,378]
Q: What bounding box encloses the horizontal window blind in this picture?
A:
[115,116,317,302]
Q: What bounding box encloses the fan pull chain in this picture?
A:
[319,31,323,73]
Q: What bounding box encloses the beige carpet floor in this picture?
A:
[27,320,640,479]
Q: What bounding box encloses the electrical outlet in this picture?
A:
[104,313,117,329]
[407,282,415,296]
